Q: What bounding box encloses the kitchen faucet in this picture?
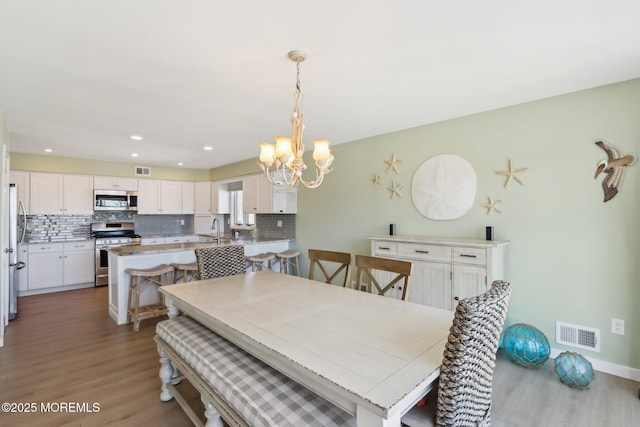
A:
[212,217,221,244]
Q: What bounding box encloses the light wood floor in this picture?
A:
[1,287,639,427]
[0,287,202,427]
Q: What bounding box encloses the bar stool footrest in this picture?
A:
[129,303,169,321]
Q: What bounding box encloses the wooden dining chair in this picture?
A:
[194,245,246,280]
[308,249,352,287]
[402,280,513,427]
[354,254,412,300]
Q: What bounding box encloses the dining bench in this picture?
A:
[155,315,356,427]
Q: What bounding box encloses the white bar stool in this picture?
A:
[275,250,301,276]
[246,252,276,272]
[171,262,199,283]
[126,264,174,331]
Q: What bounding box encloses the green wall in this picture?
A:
[213,79,640,370]
[10,153,210,181]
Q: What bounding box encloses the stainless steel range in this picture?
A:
[92,222,141,287]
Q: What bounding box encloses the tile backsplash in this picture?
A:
[24,215,92,242]
[134,214,193,236]
[23,212,294,242]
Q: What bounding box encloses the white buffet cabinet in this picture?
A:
[107,240,291,325]
[369,235,509,310]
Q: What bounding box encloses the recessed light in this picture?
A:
[131,153,139,157]
[44,148,53,153]
[203,146,213,151]
[177,162,184,166]
[130,135,143,141]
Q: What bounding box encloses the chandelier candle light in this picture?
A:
[258,50,334,189]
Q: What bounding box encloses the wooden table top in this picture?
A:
[159,271,454,422]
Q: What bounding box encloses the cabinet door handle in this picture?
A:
[378,246,391,250]
[415,249,429,254]
[459,254,477,258]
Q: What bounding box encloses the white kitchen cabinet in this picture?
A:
[194,181,212,214]
[242,175,259,213]
[27,243,64,290]
[182,182,195,214]
[30,173,63,214]
[10,170,30,214]
[369,236,508,310]
[141,237,166,245]
[63,174,94,214]
[30,173,93,215]
[93,176,138,191]
[26,241,94,293]
[271,182,297,213]
[63,241,94,285]
[243,174,298,214]
[211,180,230,214]
[137,179,183,214]
[165,235,199,244]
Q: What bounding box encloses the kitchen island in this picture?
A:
[107,239,292,325]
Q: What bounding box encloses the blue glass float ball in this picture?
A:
[554,351,594,389]
[503,323,550,368]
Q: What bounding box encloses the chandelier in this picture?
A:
[258,50,333,189]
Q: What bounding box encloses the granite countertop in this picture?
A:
[109,238,293,256]
[26,237,93,244]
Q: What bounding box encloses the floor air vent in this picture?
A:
[135,166,151,177]
[555,321,600,352]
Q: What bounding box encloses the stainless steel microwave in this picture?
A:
[94,190,138,211]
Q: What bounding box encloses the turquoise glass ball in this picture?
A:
[554,351,594,389]
[503,323,550,368]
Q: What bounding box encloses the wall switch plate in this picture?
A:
[611,318,625,335]
[180,219,185,225]
[277,220,282,228]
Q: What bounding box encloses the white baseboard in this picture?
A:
[550,347,640,382]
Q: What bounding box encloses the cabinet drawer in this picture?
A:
[372,241,398,257]
[398,243,451,262]
[29,243,64,253]
[141,238,166,245]
[64,241,94,251]
[453,247,486,265]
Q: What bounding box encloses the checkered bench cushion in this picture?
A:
[156,316,356,427]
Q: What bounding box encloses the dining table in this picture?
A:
[158,270,454,427]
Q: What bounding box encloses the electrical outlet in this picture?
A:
[611,318,625,335]
[180,219,185,225]
[277,220,282,228]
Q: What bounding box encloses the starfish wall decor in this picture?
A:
[372,174,382,185]
[384,153,402,174]
[495,158,527,188]
[388,181,403,199]
[481,196,502,215]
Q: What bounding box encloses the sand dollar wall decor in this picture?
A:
[411,154,477,220]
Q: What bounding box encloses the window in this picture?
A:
[230,190,244,225]
[228,181,255,227]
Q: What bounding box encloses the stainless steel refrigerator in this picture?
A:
[7,183,26,320]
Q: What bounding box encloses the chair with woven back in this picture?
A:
[401,280,513,427]
[308,249,352,287]
[194,245,247,280]
[354,254,412,300]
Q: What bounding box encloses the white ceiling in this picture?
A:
[1,1,639,170]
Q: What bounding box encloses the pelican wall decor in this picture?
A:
[594,141,637,202]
